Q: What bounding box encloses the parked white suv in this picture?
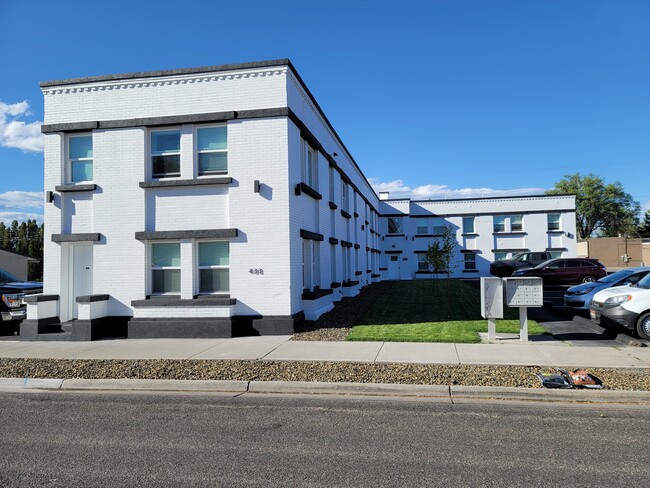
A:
[590,272,650,340]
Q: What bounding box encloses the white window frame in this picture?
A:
[301,138,318,189]
[547,213,561,231]
[196,241,230,295]
[510,214,523,232]
[67,134,93,183]
[196,124,227,176]
[150,241,181,295]
[432,218,446,235]
[341,181,349,212]
[387,217,403,234]
[464,253,476,271]
[150,129,181,178]
[462,217,475,234]
[302,240,320,291]
[417,254,429,271]
[493,216,506,233]
[494,252,508,261]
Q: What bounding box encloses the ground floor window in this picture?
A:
[464,253,476,271]
[494,252,508,261]
[331,245,337,282]
[549,250,562,259]
[151,242,181,294]
[417,254,429,271]
[198,241,229,293]
[303,240,320,291]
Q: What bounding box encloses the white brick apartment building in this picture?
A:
[24,59,576,340]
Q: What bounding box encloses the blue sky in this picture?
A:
[1,0,648,224]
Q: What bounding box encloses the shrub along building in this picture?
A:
[26,59,576,340]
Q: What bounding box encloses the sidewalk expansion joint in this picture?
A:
[372,342,385,362]
[259,340,290,360]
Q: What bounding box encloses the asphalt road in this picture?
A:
[0,391,648,487]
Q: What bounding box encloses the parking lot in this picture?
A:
[534,285,649,347]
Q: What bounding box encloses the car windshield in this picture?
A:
[0,268,20,283]
[637,273,650,290]
[597,269,635,284]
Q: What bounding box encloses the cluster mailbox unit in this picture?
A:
[481,277,543,341]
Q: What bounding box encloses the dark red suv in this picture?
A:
[511,258,606,285]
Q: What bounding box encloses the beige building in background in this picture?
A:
[577,237,650,269]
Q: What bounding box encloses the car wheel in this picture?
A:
[582,275,596,283]
[636,312,650,341]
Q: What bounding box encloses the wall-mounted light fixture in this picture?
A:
[45,191,54,203]
[254,180,261,193]
[333,152,338,157]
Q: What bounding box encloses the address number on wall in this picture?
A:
[249,268,264,275]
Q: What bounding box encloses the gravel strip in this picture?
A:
[293,281,395,341]
[0,358,648,391]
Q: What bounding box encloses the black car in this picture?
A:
[489,251,554,278]
[511,258,607,285]
[1,268,43,325]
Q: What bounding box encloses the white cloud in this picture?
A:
[369,178,547,200]
[0,212,43,225]
[0,100,44,152]
[0,191,44,209]
[0,191,44,225]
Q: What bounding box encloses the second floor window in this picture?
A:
[151,130,181,178]
[388,217,403,234]
[69,135,93,182]
[548,213,561,231]
[301,138,317,189]
[493,216,506,233]
[197,126,227,175]
[462,217,475,234]
[511,215,523,232]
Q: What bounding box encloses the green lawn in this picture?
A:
[346,280,547,343]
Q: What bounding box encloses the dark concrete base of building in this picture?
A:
[20,316,131,342]
[128,313,304,339]
[128,318,234,339]
[232,313,304,337]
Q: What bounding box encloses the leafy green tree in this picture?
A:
[638,210,650,238]
[546,173,640,239]
[424,225,458,278]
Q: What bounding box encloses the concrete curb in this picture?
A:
[1,377,649,404]
[0,377,63,389]
[248,380,451,398]
[60,378,249,393]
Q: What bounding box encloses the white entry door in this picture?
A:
[388,255,400,280]
[72,244,93,319]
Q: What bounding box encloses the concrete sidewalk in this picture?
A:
[1,335,649,368]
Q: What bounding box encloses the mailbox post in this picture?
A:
[503,278,543,342]
[480,277,503,340]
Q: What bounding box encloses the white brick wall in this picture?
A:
[43,68,288,124]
